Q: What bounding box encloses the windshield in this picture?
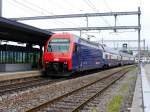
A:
[47,38,70,52]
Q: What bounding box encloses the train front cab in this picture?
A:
[43,34,74,76]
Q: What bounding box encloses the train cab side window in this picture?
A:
[74,44,78,52]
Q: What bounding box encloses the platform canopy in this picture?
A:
[0,17,53,46]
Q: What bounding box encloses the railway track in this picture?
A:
[0,76,62,95]
[26,67,133,112]
[0,68,110,96]
[0,76,42,86]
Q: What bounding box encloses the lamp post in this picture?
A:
[138,7,141,73]
[0,0,2,17]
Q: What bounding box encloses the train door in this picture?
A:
[72,44,80,71]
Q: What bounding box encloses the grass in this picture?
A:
[119,83,129,93]
[106,95,123,112]
[129,76,137,81]
[106,67,137,112]
[91,107,98,112]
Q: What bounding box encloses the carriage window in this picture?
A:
[105,54,108,59]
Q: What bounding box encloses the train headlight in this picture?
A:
[54,58,59,61]
[46,62,49,64]
[64,61,67,64]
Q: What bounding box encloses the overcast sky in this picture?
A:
[2,0,150,49]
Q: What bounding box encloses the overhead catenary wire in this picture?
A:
[12,0,44,15]
[82,0,111,40]
[11,0,79,27]
[34,2,77,25]
[25,0,78,26]
[18,0,62,26]
[84,0,97,11]
[47,0,81,27]
[6,0,40,16]
[10,0,62,26]
[139,0,142,7]
[22,0,53,15]
[83,0,111,26]
[103,0,121,26]
[103,0,112,12]
[62,0,81,11]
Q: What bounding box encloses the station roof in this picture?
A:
[0,17,53,45]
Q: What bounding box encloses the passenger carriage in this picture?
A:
[100,45,121,68]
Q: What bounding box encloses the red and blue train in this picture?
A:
[43,33,135,76]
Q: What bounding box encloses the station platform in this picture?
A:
[131,64,150,112]
[0,70,42,81]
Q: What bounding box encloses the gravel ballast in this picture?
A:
[80,67,137,112]
[0,66,134,112]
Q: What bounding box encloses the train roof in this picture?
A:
[72,34,100,48]
[99,44,135,58]
[50,33,100,49]
[119,51,134,57]
[101,45,120,55]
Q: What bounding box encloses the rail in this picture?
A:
[26,66,134,112]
